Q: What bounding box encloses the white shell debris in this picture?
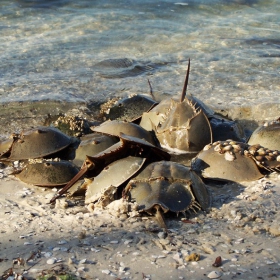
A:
[207,271,222,279]
[91,248,100,253]
[58,240,68,245]
[47,258,57,265]
[101,269,111,275]
[44,252,52,258]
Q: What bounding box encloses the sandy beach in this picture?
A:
[1,160,280,279]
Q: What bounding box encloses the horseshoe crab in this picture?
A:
[187,95,245,142]
[85,156,146,206]
[49,133,170,203]
[124,161,210,229]
[248,119,280,150]
[73,133,118,167]
[16,160,79,187]
[91,120,159,146]
[191,140,280,182]
[140,59,212,154]
[102,94,157,122]
[0,126,73,161]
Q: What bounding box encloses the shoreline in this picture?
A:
[0,98,279,137]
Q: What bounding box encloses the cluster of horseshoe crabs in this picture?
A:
[1,60,279,230]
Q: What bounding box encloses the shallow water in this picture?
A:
[0,0,280,129]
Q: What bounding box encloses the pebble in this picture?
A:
[207,271,222,279]
[23,242,32,245]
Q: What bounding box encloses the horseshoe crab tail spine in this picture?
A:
[180,58,191,103]
[147,79,156,101]
[154,205,168,232]
[49,161,92,204]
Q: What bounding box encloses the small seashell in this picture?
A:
[24,242,32,245]
[265,155,275,161]
[207,270,222,279]
[214,144,222,152]
[222,145,232,152]
[102,269,111,275]
[277,155,280,162]
[256,148,266,155]
[91,248,100,253]
[224,151,236,161]
[203,144,212,151]
[53,247,60,251]
[58,240,68,245]
[124,239,133,245]
[47,258,56,265]
[232,144,241,151]
[255,155,264,162]
[212,256,222,267]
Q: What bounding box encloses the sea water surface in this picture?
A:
[0,0,279,131]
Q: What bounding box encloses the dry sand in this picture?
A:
[1,163,280,280]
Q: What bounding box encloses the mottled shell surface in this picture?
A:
[9,126,72,160]
[191,141,264,182]
[51,115,91,137]
[73,133,118,167]
[85,156,146,204]
[156,99,212,153]
[125,161,210,213]
[16,160,79,187]
[91,120,158,146]
[248,120,280,150]
[106,94,157,122]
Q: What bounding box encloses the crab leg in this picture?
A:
[154,205,168,232]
